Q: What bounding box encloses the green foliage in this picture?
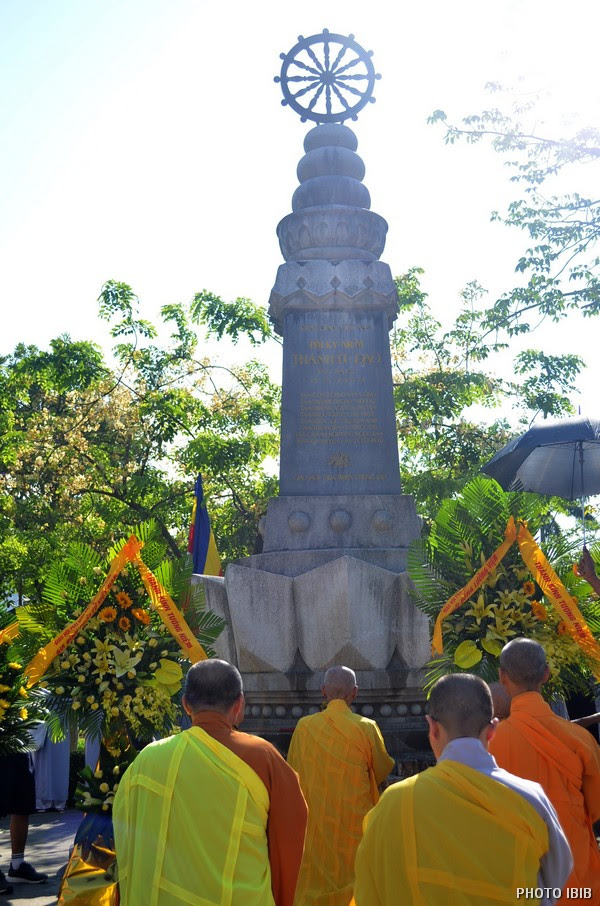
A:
[514,350,584,417]
[98,281,157,339]
[391,269,584,519]
[191,290,276,346]
[428,93,600,334]
[0,281,282,600]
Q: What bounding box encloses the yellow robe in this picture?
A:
[287,699,394,906]
[351,760,549,906]
[113,727,275,906]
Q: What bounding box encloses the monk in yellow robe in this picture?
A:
[113,659,308,906]
[490,637,600,905]
[352,673,572,906]
[287,665,394,906]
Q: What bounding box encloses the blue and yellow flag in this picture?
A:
[188,476,223,576]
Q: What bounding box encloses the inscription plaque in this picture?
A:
[280,309,401,495]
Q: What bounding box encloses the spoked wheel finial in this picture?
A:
[274,28,381,124]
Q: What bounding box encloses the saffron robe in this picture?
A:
[287,699,394,906]
[490,691,600,904]
[193,712,307,906]
[352,747,559,905]
[113,727,276,906]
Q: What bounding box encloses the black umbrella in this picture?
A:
[482,415,600,542]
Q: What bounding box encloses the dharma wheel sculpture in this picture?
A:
[275,29,381,124]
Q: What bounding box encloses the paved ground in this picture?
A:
[0,810,82,905]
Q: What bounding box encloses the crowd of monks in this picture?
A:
[111,635,600,906]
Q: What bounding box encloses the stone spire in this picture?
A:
[268,124,398,334]
[277,123,387,262]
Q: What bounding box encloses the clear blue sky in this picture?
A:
[1,0,598,410]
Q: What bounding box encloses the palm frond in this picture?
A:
[64,543,103,577]
[106,520,167,571]
[15,608,53,639]
[43,706,69,744]
[194,610,227,655]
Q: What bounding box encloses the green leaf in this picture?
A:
[481,638,503,656]
[454,640,483,668]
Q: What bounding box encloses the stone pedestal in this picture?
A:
[194,497,431,770]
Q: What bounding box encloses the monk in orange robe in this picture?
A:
[489,637,600,904]
[287,665,394,906]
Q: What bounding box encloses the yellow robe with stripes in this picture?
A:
[351,760,549,906]
[113,727,275,906]
[287,699,394,906]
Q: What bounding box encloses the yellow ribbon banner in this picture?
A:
[517,524,600,680]
[24,536,143,687]
[432,517,518,655]
[135,555,208,664]
[0,621,20,647]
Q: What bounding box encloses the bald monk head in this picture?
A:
[182,658,245,725]
[426,673,496,760]
[499,638,550,697]
[488,681,511,720]
[322,665,358,705]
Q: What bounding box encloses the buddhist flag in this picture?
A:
[188,476,223,576]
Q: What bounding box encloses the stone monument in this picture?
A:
[196,30,431,771]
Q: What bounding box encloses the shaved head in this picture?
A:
[184,658,243,714]
[428,674,493,739]
[488,682,510,720]
[323,665,357,701]
[500,638,548,689]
